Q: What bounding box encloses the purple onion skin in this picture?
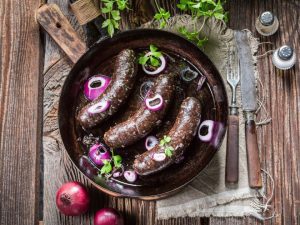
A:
[88,144,111,167]
[84,75,111,101]
[56,181,90,216]
[94,208,124,225]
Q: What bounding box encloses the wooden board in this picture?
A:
[0,0,42,224]
[41,0,300,225]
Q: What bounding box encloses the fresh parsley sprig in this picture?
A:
[154,8,170,29]
[177,0,227,47]
[101,0,129,37]
[138,44,162,68]
[159,135,174,157]
[99,149,123,175]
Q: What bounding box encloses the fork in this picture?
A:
[225,49,240,184]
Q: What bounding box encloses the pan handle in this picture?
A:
[36,4,87,64]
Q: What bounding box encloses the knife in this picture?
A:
[235,31,262,188]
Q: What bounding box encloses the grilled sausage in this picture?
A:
[77,49,138,129]
[103,74,175,148]
[133,97,201,176]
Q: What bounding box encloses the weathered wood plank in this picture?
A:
[0,0,42,224]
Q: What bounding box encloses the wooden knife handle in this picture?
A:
[36,4,87,64]
[245,120,262,188]
[225,114,239,184]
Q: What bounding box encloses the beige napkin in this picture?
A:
[142,15,264,219]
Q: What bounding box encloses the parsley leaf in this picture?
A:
[159,135,173,157]
[113,155,122,168]
[154,7,170,29]
[165,146,174,157]
[100,160,113,174]
[175,0,227,47]
[100,0,129,37]
[138,44,162,68]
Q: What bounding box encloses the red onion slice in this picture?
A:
[142,52,166,75]
[145,94,164,111]
[84,75,111,101]
[88,143,111,166]
[139,81,154,100]
[153,153,166,161]
[198,120,215,142]
[124,170,137,183]
[113,172,121,178]
[145,136,158,151]
[88,99,111,114]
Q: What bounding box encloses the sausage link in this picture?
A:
[133,97,201,176]
[103,74,175,148]
[77,49,138,129]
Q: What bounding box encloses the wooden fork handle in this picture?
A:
[245,119,262,188]
[225,114,239,184]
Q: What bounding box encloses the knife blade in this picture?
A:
[235,31,262,188]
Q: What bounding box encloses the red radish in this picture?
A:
[56,181,90,216]
[94,208,124,225]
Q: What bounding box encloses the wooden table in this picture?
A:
[1,0,299,224]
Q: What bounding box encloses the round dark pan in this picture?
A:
[57,29,228,200]
[36,7,228,200]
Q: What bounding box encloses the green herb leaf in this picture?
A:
[150,56,160,67]
[165,146,174,157]
[150,44,158,52]
[175,0,227,48]
[113,155,122,168]
[159,140,165,146]
[101,7,111,14]
[138,55,149,65]
[107,23,114,37]
[116,0,129,10]
[138,44,162,68]
[153,7,170,29]
[102,19,111,28]
[100,160,113,174]
[164,135,171,143]
[100,0,129,37]
[111,10,121,20]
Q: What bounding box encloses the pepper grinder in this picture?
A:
[255,11,279,36]
[272,45,296,70]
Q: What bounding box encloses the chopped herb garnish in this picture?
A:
[138,44,162,68]
[113,155,122,168]
[164,146,174,157]
[100,160,113,174]
[98,149,123,176]
[159,135,174,157]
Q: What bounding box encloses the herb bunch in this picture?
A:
[159,135,174,157]
[153,0,227,48]
[101,0,129,37]
[138,44,162,68]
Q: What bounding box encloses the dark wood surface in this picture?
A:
[0,0,299,224]
[0,0,43,224]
